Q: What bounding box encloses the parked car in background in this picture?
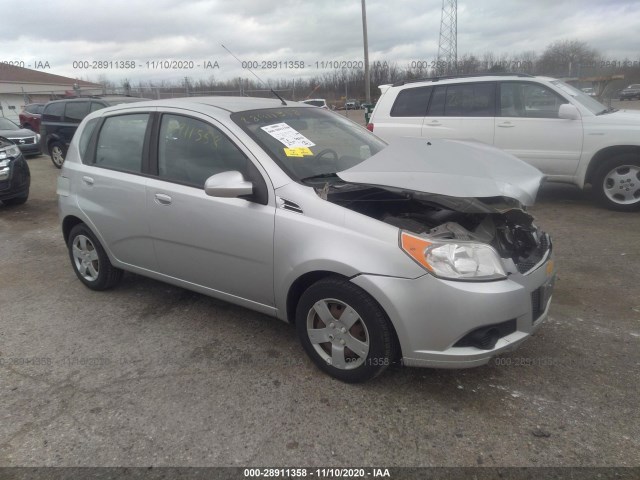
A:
[40,96,149,168]
[19,103,45,132]
[0,136,30,206]
[301,98,329,109]
[581,87,596,97]
[0,118,41,156]
[619,84,640,101]
[368,73,640,211]
[58,96,555,383]
[345,99,360,110]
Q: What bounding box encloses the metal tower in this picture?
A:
[436,0,457,75]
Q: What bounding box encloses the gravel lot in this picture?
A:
[1,103,639,468]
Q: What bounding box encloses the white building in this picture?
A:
[0,63,102,123]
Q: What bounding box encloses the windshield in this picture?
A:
[551,80,608,114]
[0,118,19,130]
[231,107,386,182]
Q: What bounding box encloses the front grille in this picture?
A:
[516,233,551,274]
[8,136,35,145]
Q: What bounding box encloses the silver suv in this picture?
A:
[368,74,640,211]
[58,97,555,382]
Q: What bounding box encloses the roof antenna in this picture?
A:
[221,44,287,106]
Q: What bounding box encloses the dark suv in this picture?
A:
[40,96,149,168]
[19,103,45,132]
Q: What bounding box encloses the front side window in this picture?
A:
[501,82,566,118]
[391,86,432,117]
[95,114,149,173]
[158,114,249,188]
[64,102,90,123]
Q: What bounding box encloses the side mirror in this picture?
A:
[204,171,253,198]
[558,103,580,120]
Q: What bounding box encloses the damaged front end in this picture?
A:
[323,183,551,279]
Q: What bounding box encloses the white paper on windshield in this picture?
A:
[261,123,315,148]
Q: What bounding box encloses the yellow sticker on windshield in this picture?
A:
[284,147,314,157]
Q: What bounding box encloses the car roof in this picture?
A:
[389,74,557,89]
[104,96,313,113]
[45,96,148,105]
[302,98,326,102]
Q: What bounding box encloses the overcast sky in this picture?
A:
[3,0,639,85]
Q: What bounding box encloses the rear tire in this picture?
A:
[68,224,123,290]
[49,142,65,168]
[592,154,640,212]
[295,276,397,383]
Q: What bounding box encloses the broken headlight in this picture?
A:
[400,231,507,281]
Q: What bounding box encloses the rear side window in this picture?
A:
[95,114,149,173]
[158,114,249,188]
[42,102,65,122]
[25,104,44,114]
[443,83,495,117]
[64,102,90,123]
[390,87,433,117]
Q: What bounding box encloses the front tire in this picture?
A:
[2,190,29,206]
[68,224,123,290]
[296,277,397,383]
[593,154,640,211]
[49,141,65,168]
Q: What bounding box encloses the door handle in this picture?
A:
[154,193,172,205]
[426,121,442,126]
[497,122,515,128]
[82,176,94,185]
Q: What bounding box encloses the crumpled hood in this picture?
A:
[337,138,544,205]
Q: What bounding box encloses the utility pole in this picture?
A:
[361,0,371,104]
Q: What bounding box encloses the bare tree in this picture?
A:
[538,39,599,76]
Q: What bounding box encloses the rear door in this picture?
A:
[76,112,157,270]
[421,82,496,145]
[493,81,583,175]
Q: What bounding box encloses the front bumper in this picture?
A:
[352,254,555,369]
[0,155,31,201]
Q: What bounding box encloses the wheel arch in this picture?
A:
[62,215,86,244]
[285,270,403,359]
[585,146,640,185]
[286,270,343,324]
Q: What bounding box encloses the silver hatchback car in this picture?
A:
[58,97,555,383]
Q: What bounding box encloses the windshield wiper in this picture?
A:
[596,107,617,115]
[301,172,339,182]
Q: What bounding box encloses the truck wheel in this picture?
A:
[593,154,640,211]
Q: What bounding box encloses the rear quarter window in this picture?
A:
[390,87,433,117]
